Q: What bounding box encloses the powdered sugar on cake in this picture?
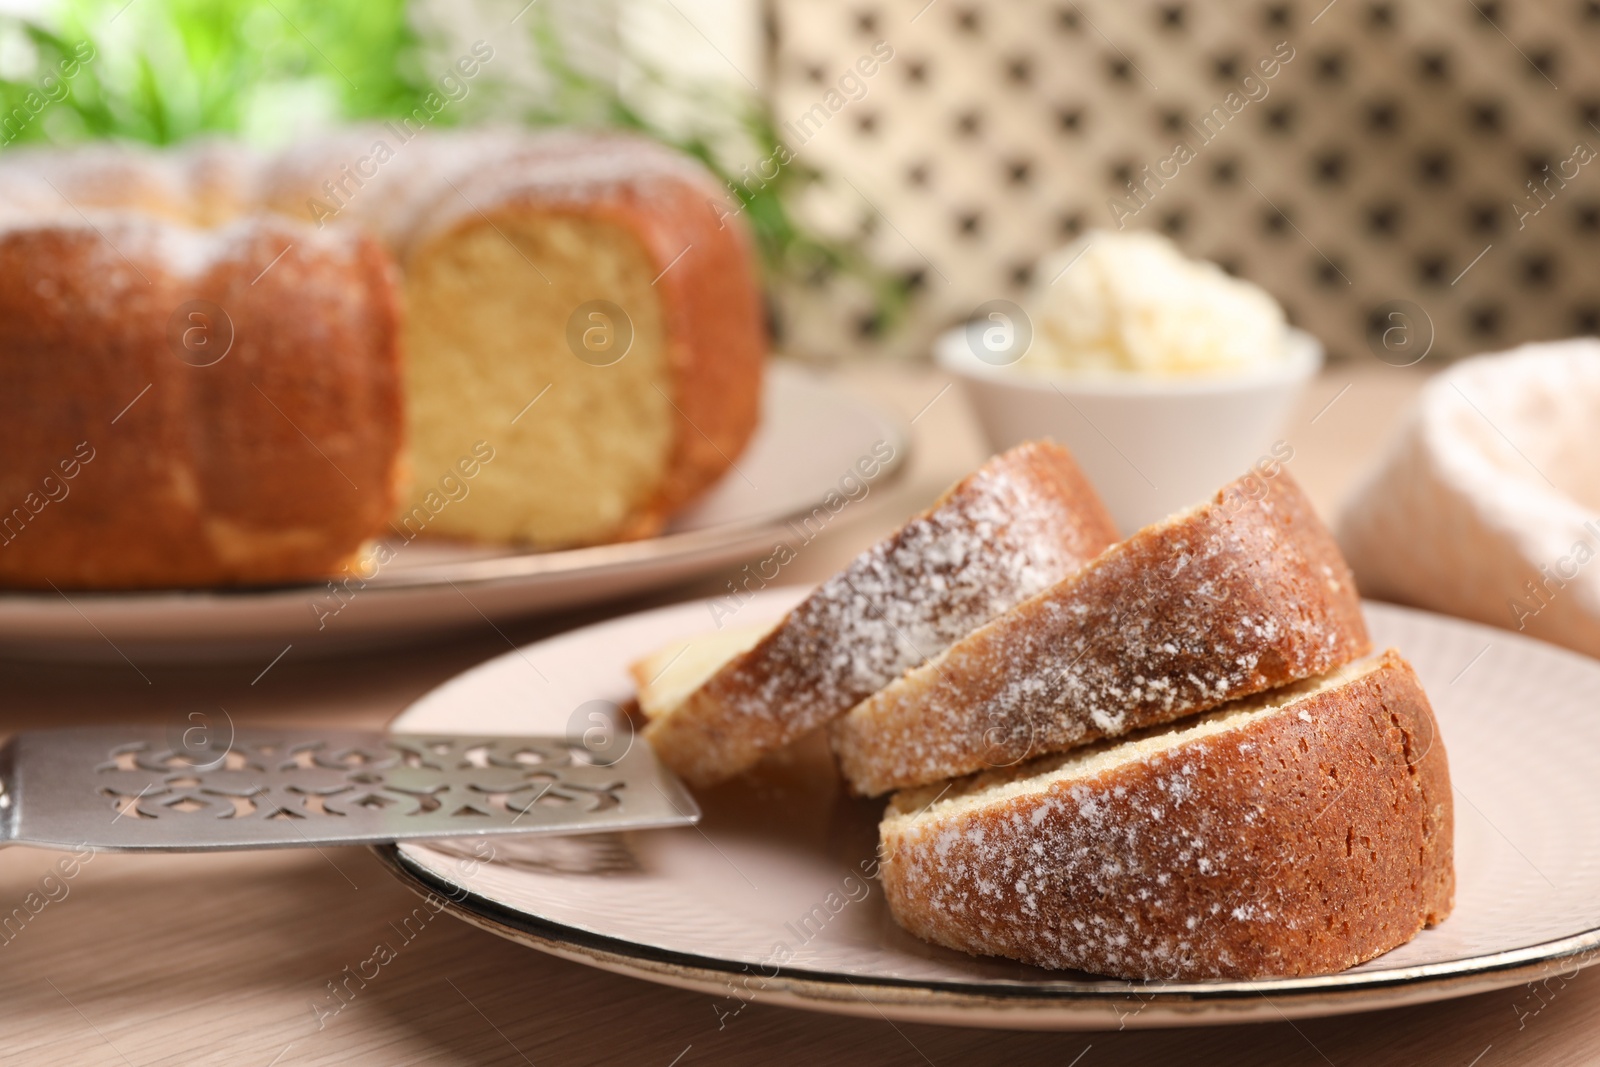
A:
[717,445,1111,726]
[641,442,1120,785]
[833,470,1371,795]
[885,738,1270,977]
[878,652,1452,979]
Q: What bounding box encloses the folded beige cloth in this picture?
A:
[1339,340,1600,659]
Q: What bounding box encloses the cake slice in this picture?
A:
[878,650,1454,980]
[629,621,772,722]
[641,440,1119,788]
[833,469,1370,796]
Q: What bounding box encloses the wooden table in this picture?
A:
[2,362,1586,1066]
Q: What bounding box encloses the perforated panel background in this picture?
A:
[766,0,1600,364]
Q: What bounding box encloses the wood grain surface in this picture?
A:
[4,361,1589,1067]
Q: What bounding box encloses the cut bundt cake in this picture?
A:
[0,215,404,589]
[640,440,1120,788]
[832,468,1370,795]
[0,127,766,586]
[879,650,1454,979]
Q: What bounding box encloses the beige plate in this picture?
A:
[0,364,905,662]
[382,587,1600,1030]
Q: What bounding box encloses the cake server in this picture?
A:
[0,727,698,852]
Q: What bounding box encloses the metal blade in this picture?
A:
[0,728,699,852]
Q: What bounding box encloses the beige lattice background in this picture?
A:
[766,0,1600,364]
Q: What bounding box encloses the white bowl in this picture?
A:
[935,327,1324,534]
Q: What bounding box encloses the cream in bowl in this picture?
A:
[939,229,1322,533]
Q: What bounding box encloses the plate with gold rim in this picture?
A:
[379,586,1600,1029]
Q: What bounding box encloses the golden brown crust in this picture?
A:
[833,468,1372,795]
[631,177,765,537]
[0,129,763,582]
[644,440,1119,788]
[0,217,405,589]
[878,650,1455,979]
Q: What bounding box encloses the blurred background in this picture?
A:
[5,0,1597,367]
